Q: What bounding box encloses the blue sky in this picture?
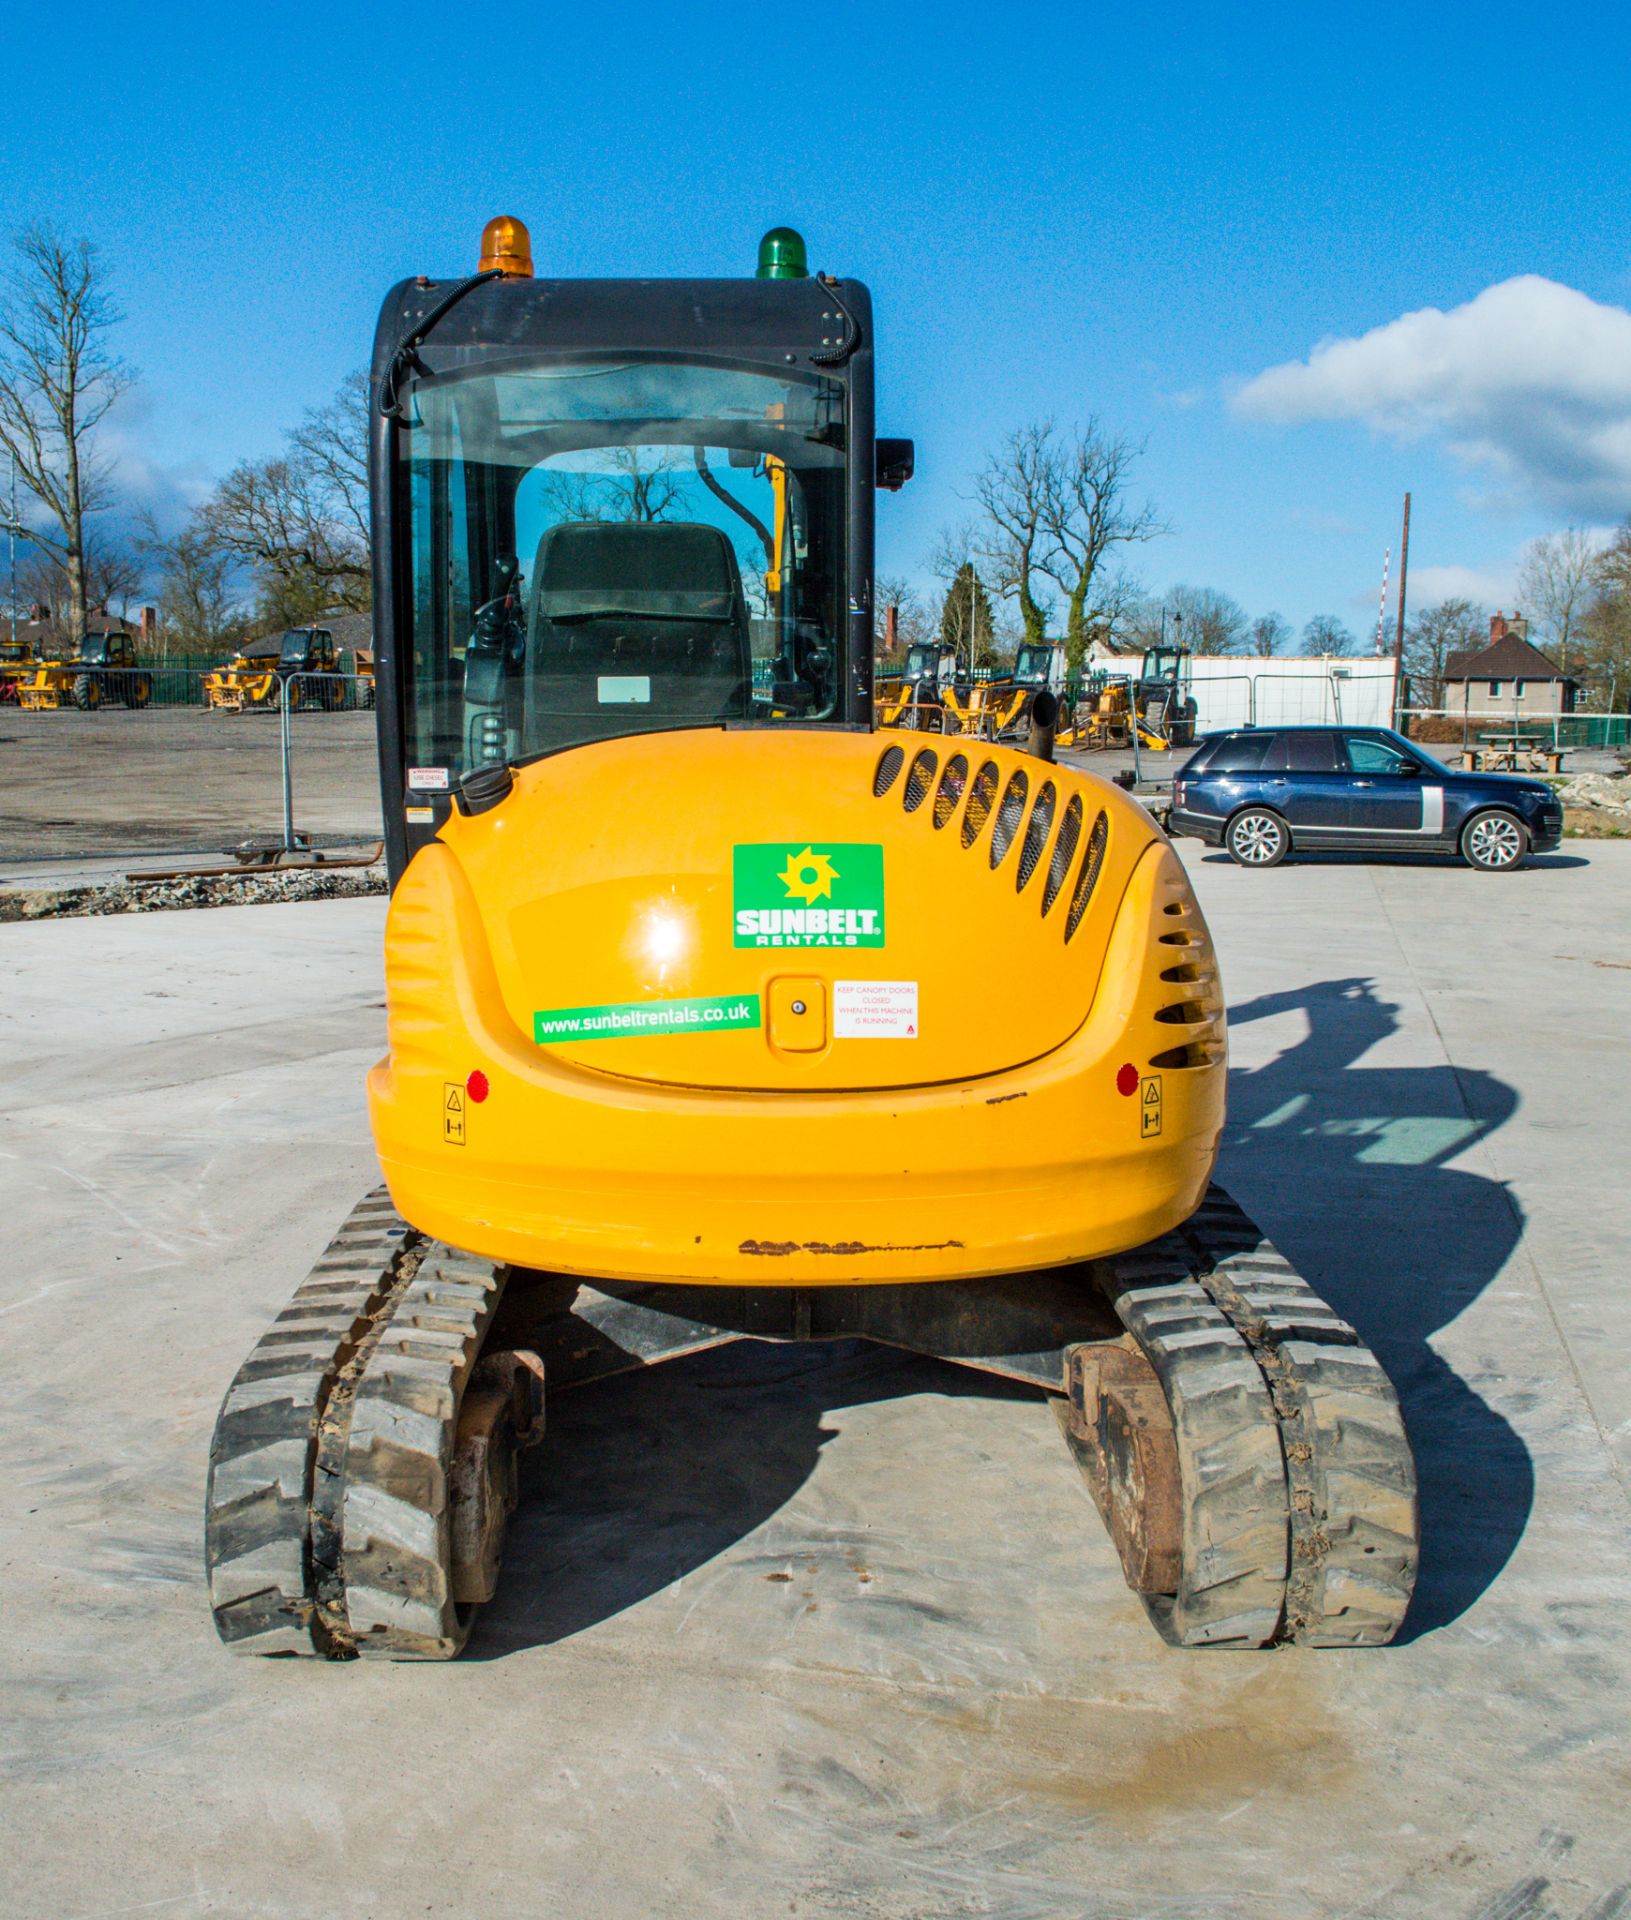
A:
[5,0,1629,639]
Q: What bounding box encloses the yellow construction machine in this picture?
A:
[205,219,1416,1662]
[202,627,346,711]
[877,640,957,730]
[0,635,37,703]
[15,630,153,710]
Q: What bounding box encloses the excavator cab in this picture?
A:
[204,221,1416,1664]
[372,256,873,872]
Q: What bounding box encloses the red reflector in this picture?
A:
[1116,1063,1138,1096]
[466,1070,490,1104]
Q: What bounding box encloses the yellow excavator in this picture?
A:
[205,219,1416,1661]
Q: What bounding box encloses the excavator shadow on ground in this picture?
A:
[467,973,1531,1658]
[1212,974,1531,1643]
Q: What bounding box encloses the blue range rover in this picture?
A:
[1167,726,1564,871]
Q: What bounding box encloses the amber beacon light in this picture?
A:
[478,215,533,277]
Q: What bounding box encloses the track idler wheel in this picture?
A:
[1056,1343,1181,1597]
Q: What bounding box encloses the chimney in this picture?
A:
[140,605,156,647]
[1489,611,1507,644]
[884,604,898,653]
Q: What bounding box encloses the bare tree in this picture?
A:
[1403,597,1484,705]
[1517,527,1600,661]
[1578,520,1631,708]
[1168,584,1248,654]
[137,510,246,658]
[288,370,369,553]
[1034,421,1166,665]
[199,454,369,625]
[0,227,134,643]
[196,370,373,623]
[1247,610,1291,657]
[974,423,1056,645]
[542,447,687,527]
[1302,613,1356,657]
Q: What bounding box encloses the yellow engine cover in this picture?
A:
[369,730,1226,1286]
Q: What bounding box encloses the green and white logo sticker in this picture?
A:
[733,843,885,948]
[534,993,761,1043]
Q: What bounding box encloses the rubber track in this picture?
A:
[1095,1234,1290,1647]
[204,1190,420,1654]
[1095,1188,1417,1648]
[329,1243,510,1659]
[1183,1191,1419,1646]
[206,1197,511,1661]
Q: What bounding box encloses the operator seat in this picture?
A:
[524,521,753,752]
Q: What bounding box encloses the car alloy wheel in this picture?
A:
[1228,810,1287,868]
[1464,811,1526,871]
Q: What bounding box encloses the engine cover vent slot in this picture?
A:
[1015,780,1056,891]
[933,754,969,830]
[1041,794,1083,916]
[988,770,1030,869]
[873,744,905,796]
[1064,810,1109,943]
[961,761,1000,847]
[902,748,938,813]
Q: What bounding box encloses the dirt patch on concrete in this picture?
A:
[0,866,387,922]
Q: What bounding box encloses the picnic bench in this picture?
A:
[1455,732,1566,775]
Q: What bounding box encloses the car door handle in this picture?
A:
[1263,776,1287,785]
[1353,780,1374,788]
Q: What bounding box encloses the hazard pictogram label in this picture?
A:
[443,1082,466,1146]
[1139,1073,1163,1138]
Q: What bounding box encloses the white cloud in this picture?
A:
[1406,562,1518,608]
[1232,277,1631,518]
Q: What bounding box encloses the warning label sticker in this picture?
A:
[443,1082,466,1146]
[408,767,450,791]
[405,805,435,824]
[834,979,918,1039]
[1140,1073,1163,1138]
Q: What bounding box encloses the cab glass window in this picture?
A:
[399,357,848,776]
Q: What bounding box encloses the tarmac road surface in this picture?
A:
[1,840,1628,1918]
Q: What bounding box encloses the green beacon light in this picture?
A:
[756,226,808,280]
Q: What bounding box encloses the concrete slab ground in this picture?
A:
[2,842,1628,1919]
[0,706,382,861]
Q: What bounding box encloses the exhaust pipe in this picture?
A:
[1027,689,1059,763]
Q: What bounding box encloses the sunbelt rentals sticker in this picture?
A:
[733,843,884,948]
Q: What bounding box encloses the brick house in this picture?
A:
[1441,613,1577,720]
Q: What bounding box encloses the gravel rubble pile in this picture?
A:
[1557,770,1631,837]
[0,866,387,922]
